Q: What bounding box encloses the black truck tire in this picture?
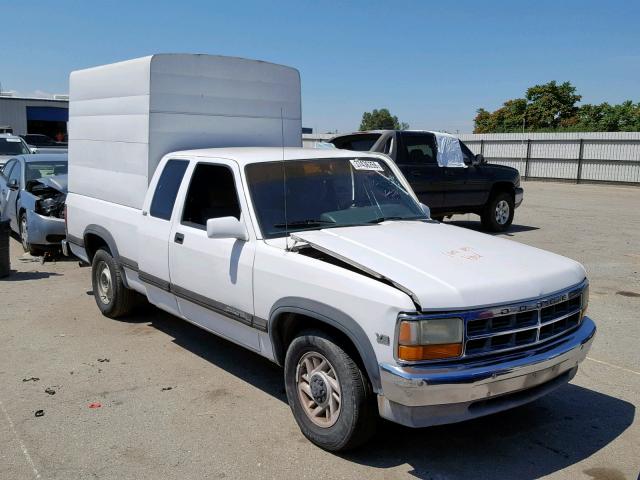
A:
[481,191,514,232]
[91,248,136,318]
[284,329,377,451]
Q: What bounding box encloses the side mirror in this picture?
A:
[473,154,485,166]
[8,179,19,190]
[419,203,431,218]
[30,147,38,154]
[206,216,248,241]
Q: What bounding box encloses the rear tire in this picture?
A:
[91,248,135,318]
[284,329,377,451]
[481,191,514,232]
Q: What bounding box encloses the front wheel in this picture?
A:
[481,191,514,232]
[19,213,43,256]
[284,330,377,451]
[91,248,135,318]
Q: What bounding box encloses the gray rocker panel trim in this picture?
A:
[138,270,267,332]
[268,297,382,392]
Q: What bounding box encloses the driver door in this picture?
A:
[5,161,22,230]
[168,159,259,351]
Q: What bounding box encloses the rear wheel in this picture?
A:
[481,191,514,232]
[19,213,43,256]
[91,248,135,318]
[284,329,377,451]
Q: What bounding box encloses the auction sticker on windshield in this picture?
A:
[350,159,384,171]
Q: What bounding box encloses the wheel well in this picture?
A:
[272,312,368,377]
[489,181,515,199]
[84,233,110,262]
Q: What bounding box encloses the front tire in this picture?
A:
[91,248,135,318]
[481,191,514,232]
[19,213,43,256]
[284,330,377,451]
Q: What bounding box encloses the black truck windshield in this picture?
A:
[245,157,425,238]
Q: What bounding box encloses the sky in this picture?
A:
[1,0,638,133]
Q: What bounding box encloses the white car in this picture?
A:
[65,54,595,451]
[0,134,33,167]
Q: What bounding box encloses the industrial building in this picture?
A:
[0,94,68,139]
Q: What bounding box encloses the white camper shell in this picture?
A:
[68,54,301,209]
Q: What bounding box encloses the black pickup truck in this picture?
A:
[330,130,523,231]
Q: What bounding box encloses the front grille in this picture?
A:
[463,284,586,358]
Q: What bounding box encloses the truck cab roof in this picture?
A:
[165,146,383,167]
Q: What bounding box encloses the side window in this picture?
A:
[149,159,189,220]
[2,159,16,177]
[459,141,475,164]
[9,162,21,184]
[399,134,438,165]
[182,163,240,229]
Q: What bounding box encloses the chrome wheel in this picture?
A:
[20,216,29,252]
[95,260,113,305]
[296,351,342,428]
[495,199,510,225]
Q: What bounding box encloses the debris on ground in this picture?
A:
[97,358,110,363]
[34,410,44,417]
[88,402,102,409]
[22,377,40,382]
[161,387,173,391]
[44,387,56,395]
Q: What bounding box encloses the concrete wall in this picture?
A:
[0,97,69,135]
[459,132,640,185]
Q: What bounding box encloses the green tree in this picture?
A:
[524,81,581,130]
[359,108,409,131]
[474,81,639,133]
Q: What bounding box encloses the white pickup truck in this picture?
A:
[65,55,595,451]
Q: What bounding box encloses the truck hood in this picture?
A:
[292,221,585,310]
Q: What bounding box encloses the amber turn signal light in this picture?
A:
[398,343,462,361]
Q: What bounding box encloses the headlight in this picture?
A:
[397,317,463,361]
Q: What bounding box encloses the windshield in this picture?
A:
[25,161,67,182]
[0,138,30,155]
[245,157,425,238]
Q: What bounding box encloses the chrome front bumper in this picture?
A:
[377,316,595,428]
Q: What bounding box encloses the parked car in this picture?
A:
[0,134,33,167]
[21,134,67,148]
[0,154,67,255]
[330,130,524,231]
[66,55,595,452]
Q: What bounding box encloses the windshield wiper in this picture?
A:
[367,216,426,224]
[274,219,336,228]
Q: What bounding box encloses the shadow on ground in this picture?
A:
[132,304,634,480]
[445,220,540,236]
[1,270,63,281]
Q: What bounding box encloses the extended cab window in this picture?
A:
[150,159,189,220]
[182,164,240,228]
[399,133,437,165]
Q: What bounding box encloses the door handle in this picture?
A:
[174,232,184,244]
[410,170,423,177]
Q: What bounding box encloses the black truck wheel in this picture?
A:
[481,191,514,232]
[284,329,377,451]
[91,248,136,318]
